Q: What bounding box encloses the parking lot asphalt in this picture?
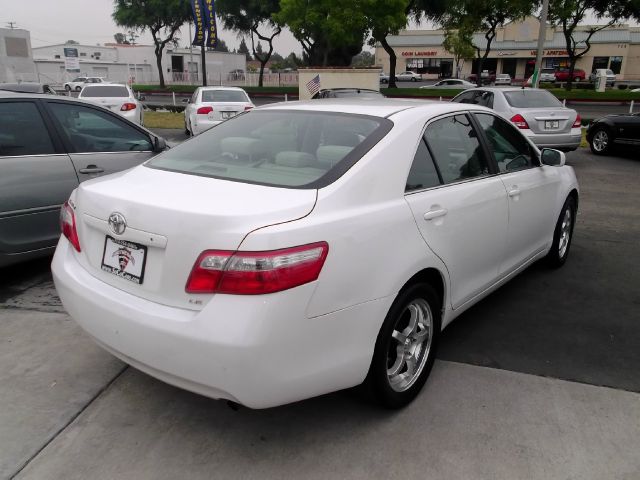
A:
[1,147,639,479]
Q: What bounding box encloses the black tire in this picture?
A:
[411,77,417,82]
[64,85,71,91]
[589,127,612,155]
[75,86,82,92]
[546,196,577,268]
[363,282,441,409]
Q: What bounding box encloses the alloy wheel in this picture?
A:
[387,298,433,392]
[558,208,572,259]
[592,130,609,152]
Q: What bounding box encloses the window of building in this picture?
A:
[54,55,60,59]
[610,56,623,75]
[80,52,87,57]
[4,37,28,57]
[592,57,609,71]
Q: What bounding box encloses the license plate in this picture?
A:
[545,120,560,129]
[221,111,236,119]
[101,235,147,285]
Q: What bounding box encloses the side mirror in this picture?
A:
[153,136,167,153]
[541,148,565,167]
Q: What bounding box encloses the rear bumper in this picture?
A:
[192,119,222,136]
[524,128,582,151]
[52,239,387,408]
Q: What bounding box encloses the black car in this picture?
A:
[312,88,384,99]
[586,113,640,155]
[0,82,58,95]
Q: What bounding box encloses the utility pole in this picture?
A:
[533,0,550,88]
[201,46,207,86]
[188,22,194,84]
[6,21,17,29]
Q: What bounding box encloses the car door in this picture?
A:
[614,114,640,145]
[473,112,561,275]
[404,113,509,309]
[0,99,79,257]
[43,100,155,180]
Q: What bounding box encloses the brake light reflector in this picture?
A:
[186,242,329,294]
[60,201,81,252]
[197,106,213,114]
[510,114,530,129]
[120,103,137,111]
[572,114,582,129]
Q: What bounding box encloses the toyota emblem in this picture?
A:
[108,212,127,236]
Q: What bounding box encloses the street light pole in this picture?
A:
[533,0,550,88]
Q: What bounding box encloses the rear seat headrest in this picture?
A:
[274,151,316,167]
[220,137,260,156]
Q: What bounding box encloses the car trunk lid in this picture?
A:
[73,166,317,310]
[519,107,576,134]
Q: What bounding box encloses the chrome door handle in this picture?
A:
[423,208,448,221]
[79,165,105,174]
[508,187,521,197]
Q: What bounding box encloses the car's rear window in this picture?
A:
[147,110,392,188]
[201,90,249,102]
[81,86,129,98]
[503,90,562,108]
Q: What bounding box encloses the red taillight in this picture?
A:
[510,114,530,129]
[244,105,253,111]
[186,242,329,295]
[572,114,582,129]
[120,102,137,111]
[60,201,81,252]
[197,106,213,114]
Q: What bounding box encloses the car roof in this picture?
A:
[0,91,118,105]
[82,83,128,88]
[197,86,246,91]
[259,98,491,118]
[461,87,546,93]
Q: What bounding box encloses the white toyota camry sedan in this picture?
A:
[52,99,579,409]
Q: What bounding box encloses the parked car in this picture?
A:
[451,87,582,151]
[586,112,640,155]
[379,72,390,84]
[0,92,168,268]
[494,74,512,86]
[589,69,616,87]
[554,68,585,82]
[52,99,579,410]
[0,82,58,95]
[468,70,496,85]
[64,77,106,92]
[539,68,557,83]
[184,86,254,136]
[395,71,423,82]
[426,79,476,89]
[312,88,384,99]
[78,84,143,125]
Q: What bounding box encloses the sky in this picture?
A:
[3,0,637,56]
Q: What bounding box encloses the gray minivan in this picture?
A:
[0,92,167,267]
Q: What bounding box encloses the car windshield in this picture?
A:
[147,110,391,188]
[503,90,562,108]
[81,85,129,97]
[201,90,248,102]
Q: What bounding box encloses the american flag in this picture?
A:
[305,74,321,96]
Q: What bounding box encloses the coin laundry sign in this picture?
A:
[401,51,438,57]
[190,0,218,48]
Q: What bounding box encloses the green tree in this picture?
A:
[435,0,536,86]
[217,0,281,86]
[65,40,79,44]
[212,38,230,52]
[275,0,368,67]
[238,38,253,60]
[113,0,191,88]
[548,0,637,90]
[113,33,129,44]
[351,50,375,67]
[443,28,475,78]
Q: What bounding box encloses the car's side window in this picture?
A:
[475,113,535,173]
[453,91,476,104]
[0,102,56,157]
[424,114,489,184]
[477,92,494,108]
[47,102,153,153]
[406,137,441,192]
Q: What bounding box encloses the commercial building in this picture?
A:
[32,43,246,85]
[375,17,640,81]
[0,28,38,83]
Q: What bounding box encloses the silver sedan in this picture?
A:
[451,87,582,151]
[425,79,476,89]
